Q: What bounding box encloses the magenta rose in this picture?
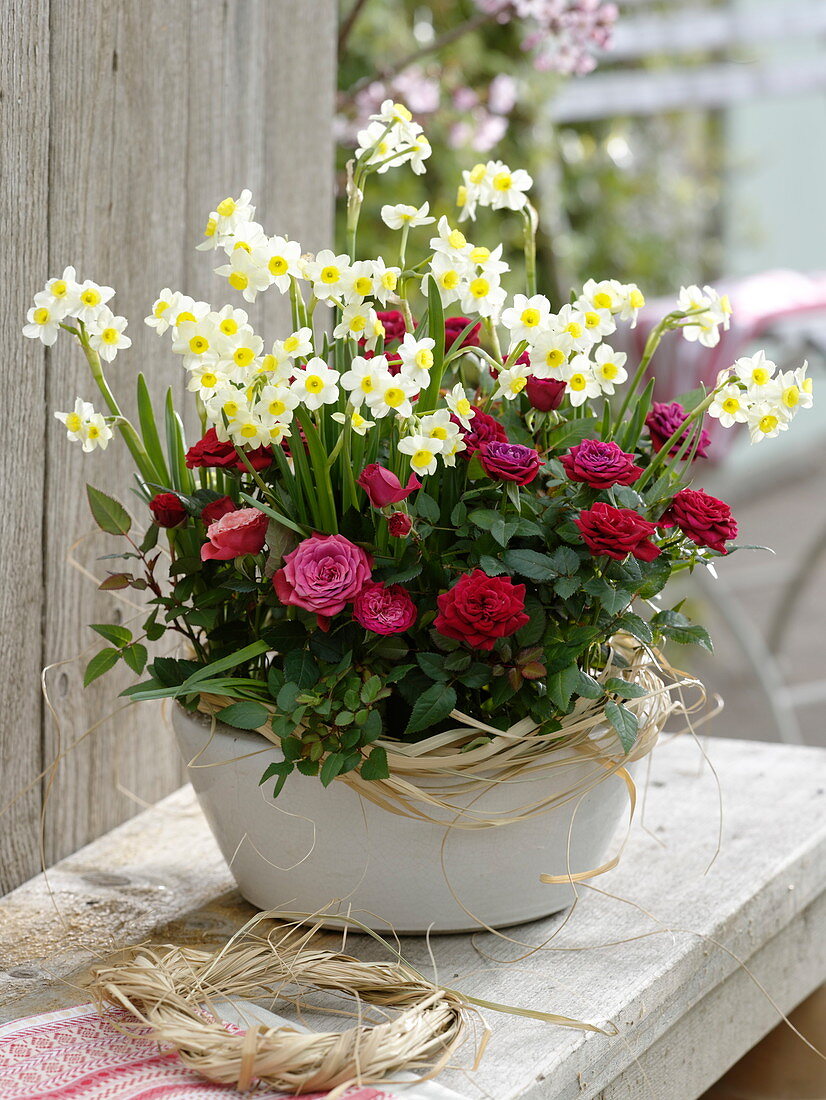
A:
[200,507,268,561]
[200,496,237,526]
[660,488,738,554]
[480,441,542,486]
[561,440,644,489]
[575,502,660,562]
[452,408,508,456]
[387,512,412,538]
[444,315,482,351]
[273,533,373,619]
[525,376,566,411]
[645,402,711,460]
[353,582,417,635]
[357,464,422,508]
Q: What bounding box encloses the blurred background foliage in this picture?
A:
[335,0,724,301]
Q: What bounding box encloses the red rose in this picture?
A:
[575,502,661,562]
[185,428,273,471]
[660,488,737,554]
[358,463,421,508]
[525,376,566,411]
[149,492,187,528]
[560,440,644,489]
[353,582,417,635]
[480,441,542,485]
[435,570,529,651]
[452,408,508,456]
[200,496,237,526]
[377,309,407,344]
[645,402,711,460]
[388,512,412,538]
[445,315,482,351]
[200,507,268,561]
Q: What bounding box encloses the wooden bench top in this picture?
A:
[1,735,824,1099]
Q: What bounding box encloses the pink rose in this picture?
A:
[200,507,268,561]
[273,533,373,619]
[353,582,417,635]
[560,440,644,489]
[357,464,422,508]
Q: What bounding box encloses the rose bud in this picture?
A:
[388,511,413,538]
[200,495,237,526]
[480,441,542,486]
[357,463,422,508]
[660,488,737,554]
[353,582,417,635]
[560,439,644,489]
[574,501,660,562]
[200,507,268,561]
[645,401,711,460]
[435,570,529,651]
[525,376,566,412]
[149,492,187,528]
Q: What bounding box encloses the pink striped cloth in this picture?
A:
[0,1003,405,1100]
[618,269,826,459]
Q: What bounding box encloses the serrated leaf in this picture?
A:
[503,548,559,582]
[416,492,440,523]
[361,709,383,743]
[276,682,301,712]
[575,669,604,699]
[122,643,148,675]
[361,746,389,781]
[416,652,451,682]
[605,698,639,753]
[87,485,132,536]
[320,751,345,787]
[90,623,132,647]
[546,664,580,711]
[604,677,647,700]
[553,576,580,599]
[83,647,120,687]
[405,682,457,735]
[583,577,633,617]
[284,649,319,689]
[217,701,269,730]
[468,508,499,531]
[479,554,507,576]
[615,612,653,645]
[99,573,132,591]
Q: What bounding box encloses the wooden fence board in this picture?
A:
[1,0,336,886]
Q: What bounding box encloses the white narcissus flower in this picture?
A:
[221,219,267,257]
[340,354,386,408]
[458,162,491,222]
[301,249,351,300]
[397,432,439,476]
[172,318,218,365]
[214,248,270,303]
[333,302,382,347]
[196,189,255,250]
[709,383,749,428]
[407,133,432,175]
[170,295,211,331]
[578,278,623,314]
[290,357,340,410]
[554,304,599,351]
[264,236,303,293]
[677,284,732,348]
[488,162,533,212]
[617,283,646,325]
[227,412,275,449]
[417,411,464,459]
[43,266,80,318]
[86,307,132,362]
[23,292,62,346]
[747,401,790,444]
[145,289,183,334]
[370,257,401,306]
[493,364,531,401]
[380,202,435,230]
[398,334,435,386]
[212,305,254,355]
[364,370,419,419]
[733,350,777,400]
[468,243,509,280]
[205,386,252,433]
[341,260,378,302]
[428,253,467,308]
[579,305,616,342]
[528,331,575,379]
[55,398,113,452]
[279,327,314,360]
[255,383,300,425]
[458,273,506,319]
[501,293,552,344]
[332,408,376,436]
[430,216,472,261]
[592,344,628,394]
[224,332,264,377]
[445,383,476,429]
[74,280,115,323]
[186,364,229,399]
[560,356,602,407]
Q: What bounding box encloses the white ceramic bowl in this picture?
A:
[173,705,636,933]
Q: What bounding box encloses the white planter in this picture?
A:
[173,705,639,934]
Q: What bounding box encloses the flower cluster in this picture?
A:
[27,99,814,796]
[475,0,618,75]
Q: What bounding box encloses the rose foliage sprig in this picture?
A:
[25,100,814,795]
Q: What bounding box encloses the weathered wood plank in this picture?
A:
[29,0,336,878]
[0,737,824,1100]
[0,0,49,892]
